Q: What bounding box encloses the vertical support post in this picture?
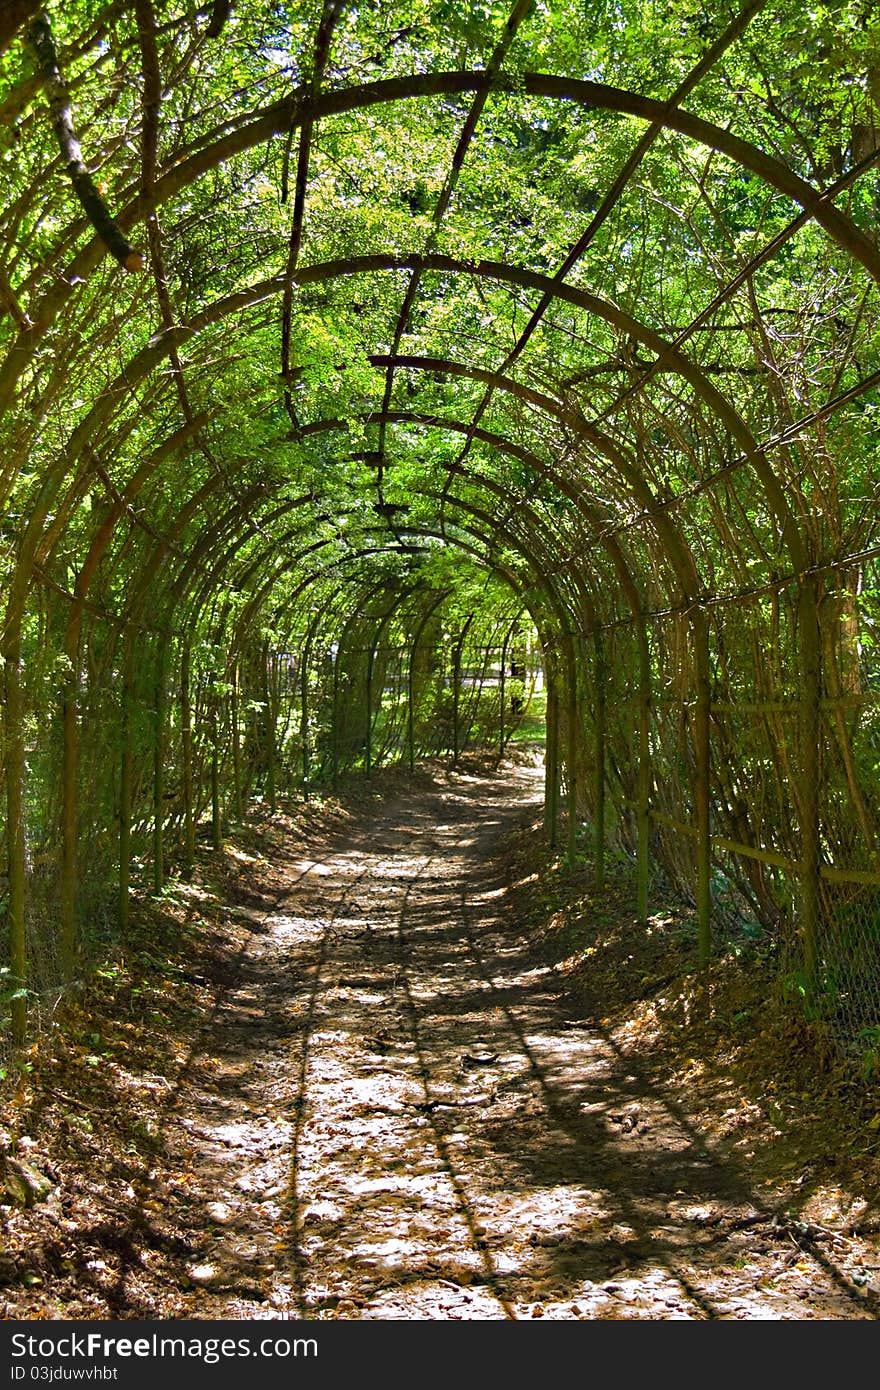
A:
[545,664,560,850]
[181,640,195,870]
[693,604,711,968]
[152,646,166,895]
[451,615,474,766]
[262,639,276,812]
[593,631,606,890]
[565,631,579,869]
[301,621,318,799]
[59,650,79,981]
[499,632,508,757]
[636,620,651,925]
[210,688,222,850]
[4,633,27,1043]
[798,575,822,992]
[452,636,462,765]
[300,653,310,797]
[119,634,133,934]
[231,657,243,822]
[408,590,449,774]
[331,641,341,793]
[365,631,374,779]
[407,630,416,775]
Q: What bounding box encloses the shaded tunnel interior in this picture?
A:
[1,0,880,1061]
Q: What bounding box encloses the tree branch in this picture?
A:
[26,10,144,273]
[0,261,31,330]
[281,0,344,429]
[205,1,232,40]
[0,0,41,57]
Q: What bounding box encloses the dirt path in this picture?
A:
[3,762,876,1320]
[118,763,872,1321]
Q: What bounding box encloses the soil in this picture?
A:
[2,757,879,1320]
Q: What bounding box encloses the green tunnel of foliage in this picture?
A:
[1,0,879,1048]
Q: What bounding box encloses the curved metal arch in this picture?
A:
[4,61,876,413]
[20,249,805,586]
[411,458,600,622]
[176,473,575,668]
[68,384,655,673]
[182,484,572,662]
[293,253,808,568]
[366,355,668,610]
[300,406,700,600]
[43,383,665,660]
[11,238,831,678]
[10,239,830,695]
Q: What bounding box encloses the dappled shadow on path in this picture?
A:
[3,761,876,1319]
[153,762,873,1320]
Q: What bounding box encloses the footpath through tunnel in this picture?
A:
[3,757,879,1319]
[1,0,880,1321]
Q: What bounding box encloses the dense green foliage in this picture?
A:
[0,0,879,1050]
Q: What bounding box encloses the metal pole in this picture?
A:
[545,658,560,850]
[799,576,822,992]
[4,633,27,1042]
[408,590,450,772]
[636,620,651,924]
[693,605,711,967]
[452,614,475,766]
[59,651,79,981]
[565,631,579,869]
[262,639,276,812]
[300,612,322,800]
[231,656,243,822]
[365,632,374,778]
[152,645,166,894]
[210,687,222,850]
[119,634,133,935]
[181,639,195,868]
[593,631,606,890]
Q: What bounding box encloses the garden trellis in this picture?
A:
[0,0,879,1059]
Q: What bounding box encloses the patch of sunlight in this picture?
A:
[227,846,261,863]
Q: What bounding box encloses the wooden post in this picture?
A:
[452,615,474,765]
[408,591,449,773]
[262,639,276,812]
[59,651,79,981]
[152,647,166,894]
[119,635,133,934]
[181,640,195,869]
[231,657,243,822]
[4,634,27,1043]
[365,628,375,778]
[693,605,711,967]
[593,631,606,890]
[565,631,579,869]
[636,621,651,925]
[210,689,222,850]
[545,663,560,850]
[798,576,822,992]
